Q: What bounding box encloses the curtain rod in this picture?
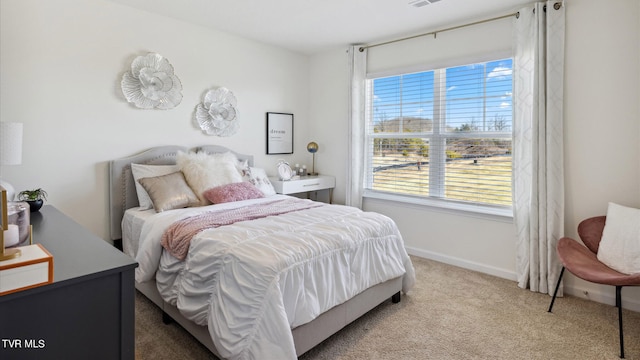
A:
[358,2,563,52]
[358,12,518,53]
[359,12,518,52]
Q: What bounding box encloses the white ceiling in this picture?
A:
[109,0,532,55]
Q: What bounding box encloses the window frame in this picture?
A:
[362,58,514,219]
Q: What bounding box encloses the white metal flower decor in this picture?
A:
[121,53,182,110]
[195,87,239,136]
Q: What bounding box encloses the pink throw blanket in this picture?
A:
[161,198,324,260]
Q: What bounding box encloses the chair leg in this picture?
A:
[548,267,565,312]
[616,286,624,359]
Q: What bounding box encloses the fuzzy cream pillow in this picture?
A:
[177,151,243,205]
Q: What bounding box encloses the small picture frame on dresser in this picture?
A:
[266,112,293,155]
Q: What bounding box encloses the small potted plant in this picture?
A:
[17,188,48,212]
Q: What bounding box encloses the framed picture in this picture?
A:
[266,112,293,154]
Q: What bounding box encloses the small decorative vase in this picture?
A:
[27,199,43,212]
[6,201,30,247]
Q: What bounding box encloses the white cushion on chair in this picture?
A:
[597,202,640,275]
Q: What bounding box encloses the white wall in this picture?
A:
[561,0,640,309]
[308,50,351,203]
[309,0,640,310]
[0,0,311,241]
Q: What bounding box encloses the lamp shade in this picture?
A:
[0,122,23,165]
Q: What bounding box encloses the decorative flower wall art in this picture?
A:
[121,53,183,110]
[195,87,239,136]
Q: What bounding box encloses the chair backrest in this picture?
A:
[577,216,606,254]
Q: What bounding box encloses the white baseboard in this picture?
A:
[406,247,517,281]
[562,282,640,313]
[406,246,640,312]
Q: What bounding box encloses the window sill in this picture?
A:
[363,190,514,223]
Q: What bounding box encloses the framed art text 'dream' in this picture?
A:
[266,112,293,155]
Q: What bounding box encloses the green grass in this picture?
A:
[371,155,512,206]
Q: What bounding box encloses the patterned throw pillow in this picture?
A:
[241,167,276,196]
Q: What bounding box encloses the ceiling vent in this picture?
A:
[409,0,441,7]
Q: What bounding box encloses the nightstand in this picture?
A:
[270,175,335,203]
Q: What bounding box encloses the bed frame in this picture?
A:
[109,145,402,358]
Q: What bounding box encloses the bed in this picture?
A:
[109,145,415,360]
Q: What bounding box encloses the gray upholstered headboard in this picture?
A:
[108,145,254,241]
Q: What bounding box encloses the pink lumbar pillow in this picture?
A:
[203,182,265,204]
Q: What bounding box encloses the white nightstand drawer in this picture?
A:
[270,175,335,195]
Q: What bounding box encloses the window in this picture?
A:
[364,59,513,212]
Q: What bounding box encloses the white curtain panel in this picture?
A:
[346,46,367,209]
[513,1,565,294]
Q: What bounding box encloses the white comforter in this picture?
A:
[134,195,415,360]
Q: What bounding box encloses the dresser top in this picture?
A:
[1,205,138,300]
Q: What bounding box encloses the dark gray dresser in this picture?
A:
[0,205,138,360]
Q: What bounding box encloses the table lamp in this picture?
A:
[0,122,23,201]
[306,142,319,176]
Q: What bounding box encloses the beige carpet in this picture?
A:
[135,256,640,359]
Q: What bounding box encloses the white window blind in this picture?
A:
[364,59,513,209]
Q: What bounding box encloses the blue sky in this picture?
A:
[371,58,513,132]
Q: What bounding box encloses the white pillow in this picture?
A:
[597,202,640,274]
[242,167,276,196]
[131,163,180,210]
[176,151,243,205]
